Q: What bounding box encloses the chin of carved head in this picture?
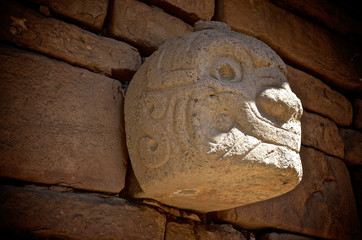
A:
[125,21,303,212]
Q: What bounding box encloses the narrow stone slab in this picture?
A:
[165,221,246,240]
[0,0,141,82]
[107,0,192,54]
[0,185,166,239]
[215,0,362,93]
[143,0,214,24]
[301,111,344,158]
[24,0,109,31]
[209,147,361,240]
[0,44,127,193]
[339,128,362,166]
[287,65,352,126]
[271,0,362,39]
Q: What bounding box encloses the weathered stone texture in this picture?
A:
[353,99,362,130]
[287,65,353,126]
[0,44,127,193]
[143,0,214,24]
[301,111,344,159]
[165,222,246,240]
[125,21,303,212]
[107,0,192,54]
[0,0,141,82]
[0,185,166,239]
[24,0,109,31]
[271,0,362,39]
[340,128,362,166]
[259,232,316,240]
[215,0,362,93]
[209,146,361,240]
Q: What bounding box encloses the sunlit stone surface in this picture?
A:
[125,21,303,212]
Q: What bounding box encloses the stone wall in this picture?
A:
[0,0,361,239]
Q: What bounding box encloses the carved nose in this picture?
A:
[256,88,302,123]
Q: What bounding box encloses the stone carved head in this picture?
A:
[125,21,303,212]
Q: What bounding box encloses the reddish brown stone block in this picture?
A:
[0,44,127,193]
[107,0,192,54]
[353,99,362,130]
[142,0,214,24]
[24,0,109,31]
[165,221,246,240]
[0,0,141,82]
[339,128,362,166]
[301,111,344,159]
[259,232,315,240]
[287,65,353,127]
[0,185,166,239]
[271,0,362,39]
[209,146,361,240]
[215,0,362,93]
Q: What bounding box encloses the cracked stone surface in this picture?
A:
[0,185,166,239]
[209,146,361,240]
[125,21,303,212]
[287,65,352,127]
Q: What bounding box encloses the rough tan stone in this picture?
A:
[0,44,127,193]
[125,21,303,212]
[215,0,362,93]
[271,0,362,39]
[107,0,192,54]
[165,221,246,240]
[301,111,344,159]
[142,0,214,24]
[340,128,362,166]
[259,232,315,240]
[24,0,109,31]
[0,185,166,239]
[209,146,361,240]
[287,65,353,126]
[353,99,362,130]
[0,0,141,82]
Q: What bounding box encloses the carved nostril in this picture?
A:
[256,88,302,123]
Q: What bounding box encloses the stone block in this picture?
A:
[270,0,362,39]
[340,128,362,166]
[0,44,127,193]
[142,0,214,24]
[24,0,109,31]
[301,111,344,158]
[0,185,166,239]
[0,0,141,82]
[287,65,352,126]
[125,21,303,212]
[259,232,315,240]
[165,222,195,240]
[353,99,362,130]
[165,221,246,240]
[215,0,362,93]
[107,0,192,54]
[209,146,361,240]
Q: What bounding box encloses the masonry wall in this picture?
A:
[0,0,361,239]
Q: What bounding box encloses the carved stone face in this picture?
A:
[125,21,303,212]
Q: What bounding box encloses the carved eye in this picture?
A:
[209,56,242,82]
